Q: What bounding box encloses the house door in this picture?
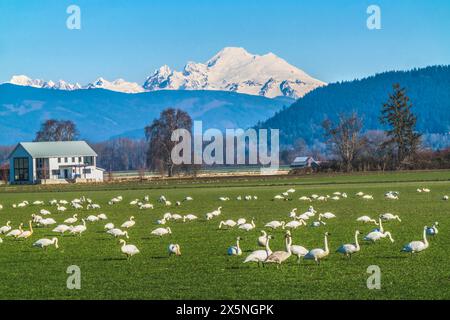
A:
[64,169,69,179]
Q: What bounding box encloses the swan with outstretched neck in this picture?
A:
[304,232,330,265]
[402,226,429,255]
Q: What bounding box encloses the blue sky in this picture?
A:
[0,0,449,84]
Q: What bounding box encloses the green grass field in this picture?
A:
[0,171,449,299]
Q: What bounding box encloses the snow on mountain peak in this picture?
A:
[144,47,326,98]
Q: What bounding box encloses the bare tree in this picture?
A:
[35,119,79,142]
[322,113,366,172]
[145,108,192,177]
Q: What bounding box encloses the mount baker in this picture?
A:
[7,47,325,99]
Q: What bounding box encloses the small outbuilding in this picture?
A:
[8,141,104,184]
[290,156,320,169]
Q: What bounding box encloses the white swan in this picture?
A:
[151,227,172,236]
[0,221,11,234]
[121,216,135,229]
[183,214,198,222]
[336,230,361,258]
[402,226,429,254]
[40,209,51,215]
[119,239,140,259]
[237,218,246,225]
[52,224,73,234]
[227,237,242,256]
[64,214,78,224]
[257,230,269,247]
[380,213,401,222]
[243,235,273,266]
[285,219,306,229]
[219,220,237,229]
[363,230,394,243]
[238,219,255,231]
[356,215,378,225]
[86,215,100,222]
[104,222,114,230]
[319,212,336,219]
[97,213,108,220]
[264,220,285,230]
[33,237,59,250]
[70,219,87,236]
[6,223,23,238]
[39,218,57,227]
[107,228,129,238]
[286,230,308,262]
[304,232,331,265]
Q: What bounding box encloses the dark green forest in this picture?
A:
[257,65,450,148]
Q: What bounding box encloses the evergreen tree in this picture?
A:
[380,83,421,169]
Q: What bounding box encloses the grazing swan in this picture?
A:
[402,226,429,254]
[285,219,306,229]
[6,223,23,238]
[86,215,100,222]
[286,230,308,263]
[171,214,183,221]
[310,215,326,227]
[219,220,237,229]
[33,237,59,250]
[380,213,401,222]
[121,216,136,229]
[288,208,298,218]
[40,209,51,215]
[183,214,198,222]
[107,228,129,238]
[304,232,331,265]
[336,230,361,258]
[362,195,374,200]
[0,221,11,234]
[17,220,33,239]
[70,219,87,236]
[319,212,336,219]
[227,237,243,256]
[119,239,140,260]
[52,224,73,235]
[97,213,108,220]
[151,227,172,236]
[426,222,439,236]
[168,244,181,256]
[39,218,57,227]
[364,230,394,243]
[244,235,273,266]
[265,233,292,267]
[64,214,78,224]
[356,215,379,225]
[265,220,285,230]
[104,222,114,230]
[156,218,167,225]
[443,195,448,201]
[237,218,246,226]
[258,230,269,247]
[238,219,255,231]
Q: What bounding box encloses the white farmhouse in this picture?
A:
[8,141,104,184]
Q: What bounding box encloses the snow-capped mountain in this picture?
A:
[143,47,326,98]
[85,77,144,93]
[6,47,325,98]
[9,75,82,91]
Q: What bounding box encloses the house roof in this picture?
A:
[12,141,97,158]
[292,156,310,163]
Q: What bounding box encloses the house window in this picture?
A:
[64,157,68,163]
[58,158,61,163]
[85,156,94,166]
[14,157,29,181]
[52,170,59,176]
[36,158,50,179]
[83,168,91,174]
[72,157,75,163]
[79,157,83,163]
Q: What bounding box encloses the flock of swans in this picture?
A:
[0,187,445,265]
